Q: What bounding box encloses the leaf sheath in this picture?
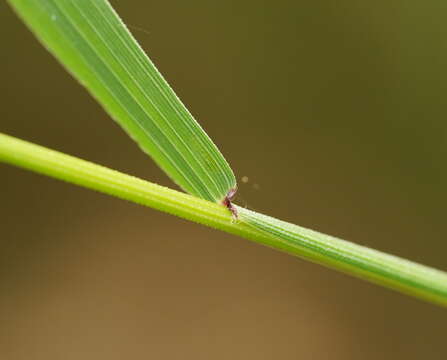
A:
[1,132,447,307]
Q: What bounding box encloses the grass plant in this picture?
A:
[3,0,447,307]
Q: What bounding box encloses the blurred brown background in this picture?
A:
[1,1,447,359]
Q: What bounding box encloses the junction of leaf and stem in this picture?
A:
[222,187,238,219]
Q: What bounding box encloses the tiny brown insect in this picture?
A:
[222,187,238,219]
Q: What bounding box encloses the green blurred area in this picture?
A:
[1,1,446,359]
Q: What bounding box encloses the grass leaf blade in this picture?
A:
[8,0,236,202]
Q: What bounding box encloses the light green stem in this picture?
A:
[1,132,447,307]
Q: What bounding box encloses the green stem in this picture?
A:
[1,132,447,307]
